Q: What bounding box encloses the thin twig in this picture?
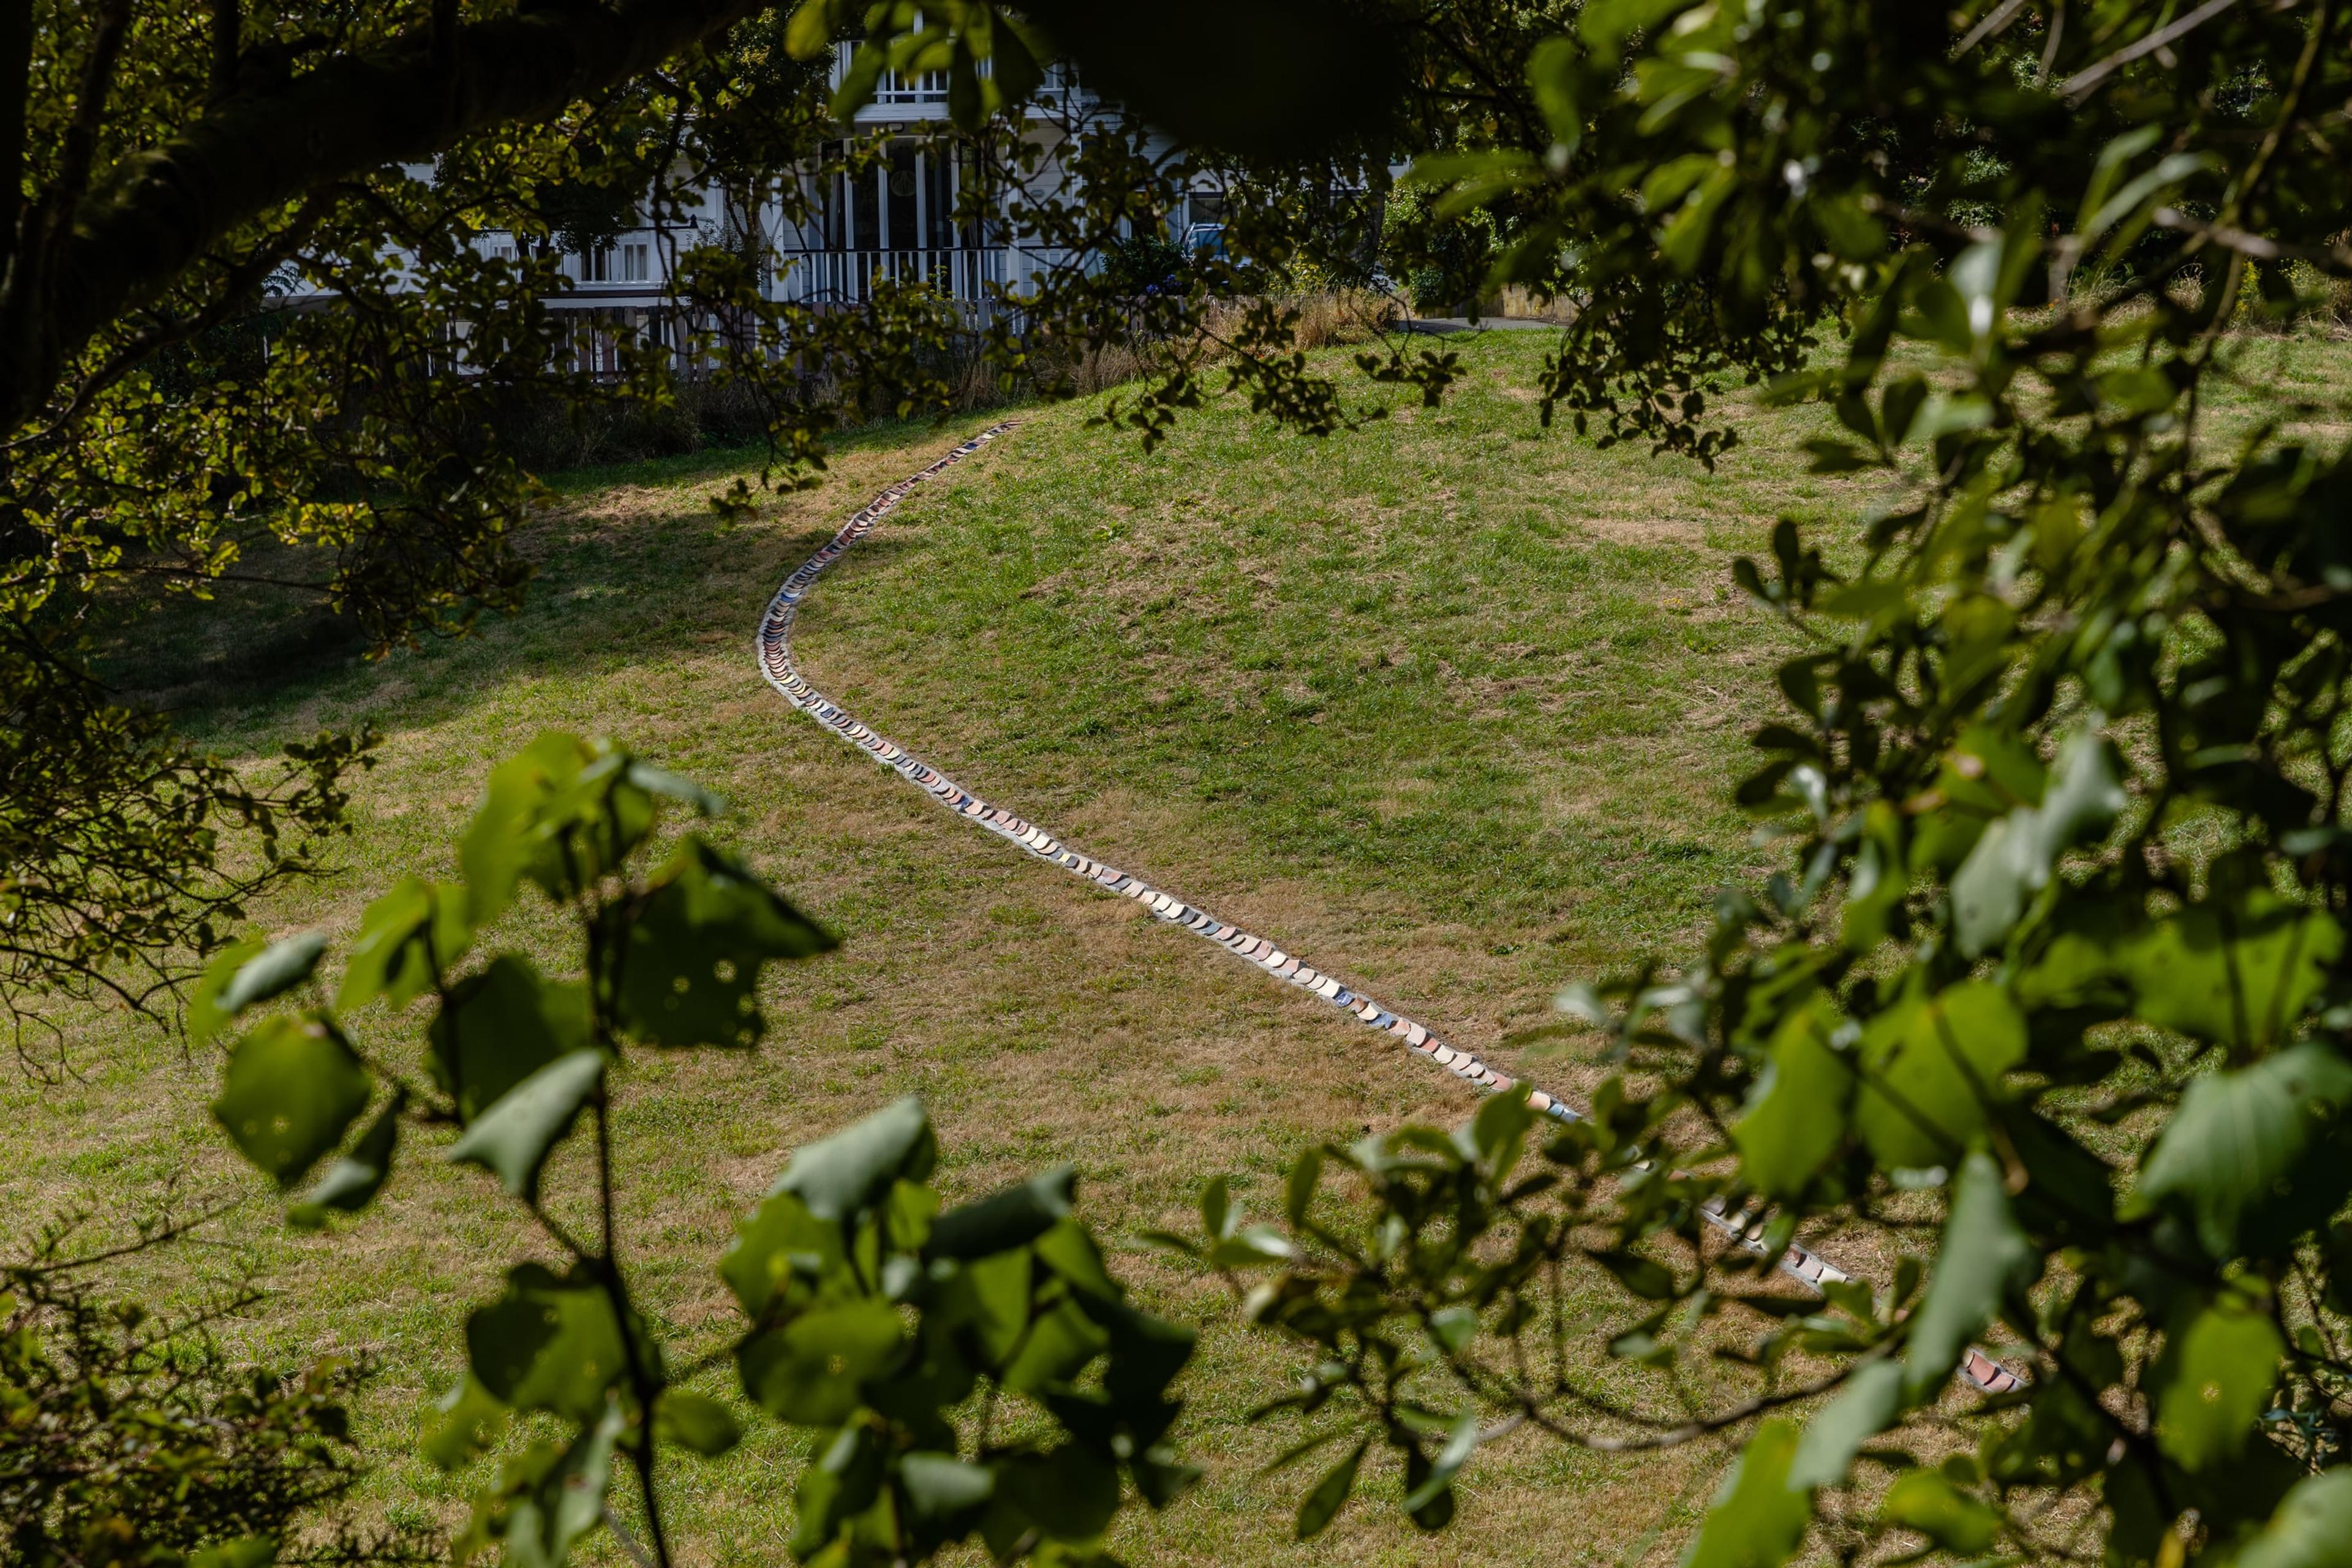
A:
[2062,0,2247,99]
[602,1509,658,1568]
[1954,0,2033,57]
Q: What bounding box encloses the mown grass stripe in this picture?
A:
[749,422,2023,1395]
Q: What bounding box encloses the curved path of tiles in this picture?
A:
[750,422,2021,1397]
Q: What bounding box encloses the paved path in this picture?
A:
[751,423,2021,1396]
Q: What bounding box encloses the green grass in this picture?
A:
[17,324,2352,1566]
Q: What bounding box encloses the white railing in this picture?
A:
[827,53,949,110]
[774,248,1008,306]
[824,51,1090,119]
[872,69,948,105]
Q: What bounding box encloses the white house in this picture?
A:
[449,57,1229,375]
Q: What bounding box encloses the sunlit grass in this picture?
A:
[16,324,2352,1565]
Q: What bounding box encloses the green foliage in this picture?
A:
[49,3,2352,1564]
[15,0,1375,1027]
[1101,235,1191,297]
[209,1014,371,1189]
[1681,1421,1807,1568]
[1144,0,2352,1561]
[0,1215,398,1568]
[205,736,1193,1568]
[726,1097,1197,1563]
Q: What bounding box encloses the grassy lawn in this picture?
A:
[13,323,2351,1566]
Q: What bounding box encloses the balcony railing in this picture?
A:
[774,248,1007,306]
[872,69,948,104]
[827,54,948,110]
[823,54,1079,115]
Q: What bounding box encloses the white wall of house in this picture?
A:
[295,59,1227,375]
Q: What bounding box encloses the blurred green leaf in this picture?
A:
[606,835,834,1048]
[769,1093,935,1222]
[188,1538,274,1568]
[466,1264,634,1425]
[1904,1152,2036,1400]
[1839,801,1907,950]
[739,1300,905,1425]
[1131,1443,1202,1510]
[288,1088,404,1229]
[1464,1085,1536,1177]
[1577,0,1692,54]
[338,876,470,1012]
[461,1400,621,1568]
[1880,1468,1997,1554]
[1284,1146,1324,1227]
[1733,1001,1853,1198]
[624,760,723,815]
[1001,1297,1110,1394]
[2155,1290,2282,1470]
[446,1049,608,1202]
[2135,1041,2352,1259]
[1200,1174,1234,1241]
[422,1373,509,1472]
[1788,1359,1904,1491]
[1658,169,1735,273]
[461,734,655,923]
[1035,1216,1121,1301]
[1089,1291,1196,1411]
[1951,729,2124,956]
[188,937,266,1046]
[998,1441,1121,1542]
[932,1246,1031,1371]
[2120,892,2343,1052]
[788,1426,884,1559]
[1430,1304,1480,1354]
[1853,981,2026,1170]
[213,1014,371,1190]
[1294,1437,1368,1540]
[1679,1418,1807,1568]
[192,932,325,1042]
[2237,1472,2352,1568]
[900,1451,994,1521]
[782,0,842,58]
[1526,36,1583,148]
[1402,1410,1482,1513]
[722,1188,844,1317]
[927,1166,1075,1260]
[1594,1250,1676,1300]
[1810,194,1885,263]
[429,955,592,1123]
[654,1390,743,1457]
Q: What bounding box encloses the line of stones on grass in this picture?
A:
[750,422,2021,1396]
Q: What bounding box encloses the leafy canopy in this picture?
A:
[201,736,1198,1567]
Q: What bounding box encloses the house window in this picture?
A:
[622,243,649,282]
[888,143,918,252]
[852,159,879,251]
[924,148,956,250]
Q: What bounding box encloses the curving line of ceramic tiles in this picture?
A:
[750,421,2023,1398]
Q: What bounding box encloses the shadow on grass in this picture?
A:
[89,413,1003,749]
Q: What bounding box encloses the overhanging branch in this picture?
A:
[9,0,769,435]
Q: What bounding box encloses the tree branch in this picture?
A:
[1953,0,2033,56]
[0,0,31,268]
[10,191,332,448]
[2061,0,2245,100]
[50,0,133,222]
[4,0,772,435]
[208,0,240,104]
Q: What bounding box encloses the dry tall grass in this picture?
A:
[1035,288,1404,398]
